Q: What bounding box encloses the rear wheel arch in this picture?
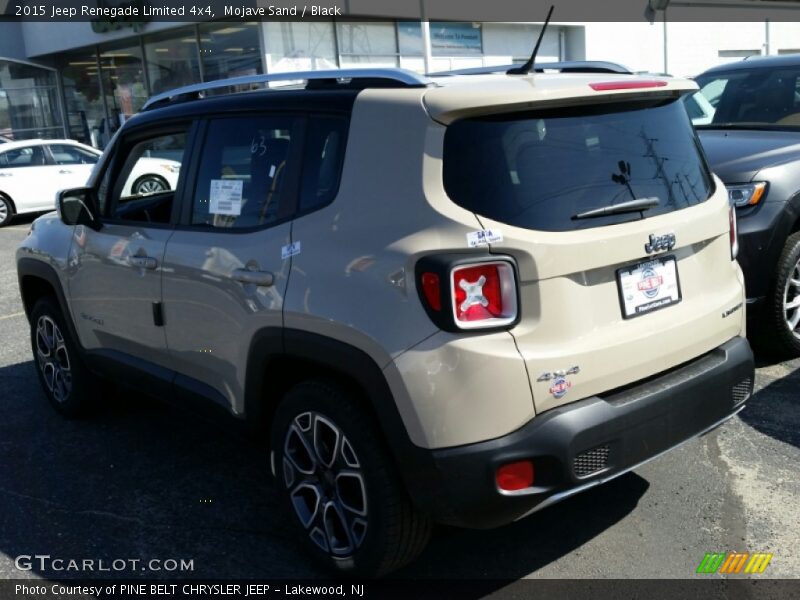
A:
[0,192,16,213]
[243,329,438,502]
[0,192,15,226]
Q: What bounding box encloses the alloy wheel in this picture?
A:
[784,257,800,339]
[0,198,8,223]
[283,411,368,557]
[35,315,72,403]
[135,178,166,194]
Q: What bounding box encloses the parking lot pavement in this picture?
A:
[0,216,798,581]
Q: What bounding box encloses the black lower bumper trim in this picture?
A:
[409,336,754,529]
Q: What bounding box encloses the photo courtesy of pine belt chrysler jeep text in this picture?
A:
[16,62,755,576]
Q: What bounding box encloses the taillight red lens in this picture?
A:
[420,272,441,311]
[451,261,518,329]
[729,206,739,260]
[589,80,668,91]
[453,264,504,321]
[496,460,535,491]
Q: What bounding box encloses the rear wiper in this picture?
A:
[572,197,659,220]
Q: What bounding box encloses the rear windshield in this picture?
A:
[443,99,714,232]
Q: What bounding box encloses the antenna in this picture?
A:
[507,5,555,75]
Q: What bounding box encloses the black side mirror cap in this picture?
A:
[57,187,102,231]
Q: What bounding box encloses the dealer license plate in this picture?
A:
[617,256,681,319]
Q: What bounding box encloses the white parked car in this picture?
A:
[0,139,180,226]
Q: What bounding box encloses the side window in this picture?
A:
[191,116,298,229]
[299,116,348,213]
[0,146,47,168]
[48,144,99,165]
[110,131,187,224]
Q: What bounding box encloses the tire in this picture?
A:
[0,194,14,227]
[30,296,97,417]
[132,174,169,195]
[271,381,431,577]
[767,231,800,357]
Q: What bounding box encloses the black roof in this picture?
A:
[123,88,360,130]
[701,53,800,75]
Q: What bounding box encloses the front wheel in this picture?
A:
[767,232,800,357]
[271,381,431,576]
[30,296,97,416]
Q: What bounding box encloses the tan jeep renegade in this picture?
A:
[17,63,754,576]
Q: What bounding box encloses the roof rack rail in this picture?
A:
[143,68,432,110]
[429,61,632,77]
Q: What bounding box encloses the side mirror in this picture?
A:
[57,187,101,230]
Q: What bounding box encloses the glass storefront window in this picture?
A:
[264,22,337,72]
[337,22,398,67]
[398,22,483,56]
[199,22,263,81]
[60,51,106,146]
[144,26,201,96]
[100,41,147,135]
[0,59,62,141]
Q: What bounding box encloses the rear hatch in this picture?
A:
[435,83,744,414]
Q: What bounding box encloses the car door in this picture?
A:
[0,144,59,212]
[67,124,193,373]
[45,143,101,191]
[160,114,304,413]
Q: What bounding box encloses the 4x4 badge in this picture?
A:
[645,233,676,254]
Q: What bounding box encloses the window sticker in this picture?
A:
[466,229,503,247]
[282,241,302,259]
[209,179,243,216]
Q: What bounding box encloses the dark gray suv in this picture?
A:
[689,54,800,356]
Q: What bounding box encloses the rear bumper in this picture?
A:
[408,336,754,529]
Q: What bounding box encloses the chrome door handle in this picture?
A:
[0,173,11,177]
[231,268,274,287]
[129,256,158,270]
[59,169,72,174]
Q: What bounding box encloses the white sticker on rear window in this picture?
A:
[209,179,243,216]
[466,229,503,247]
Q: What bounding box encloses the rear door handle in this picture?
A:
[129,256,158,270]
[59,169,72,174]
[0,173,11,177]
[231,268,274,287]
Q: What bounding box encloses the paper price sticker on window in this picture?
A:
[466,229,503,248]
[209,179,243,216]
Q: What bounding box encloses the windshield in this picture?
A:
[688,67,800,128]
[443,98,714,232]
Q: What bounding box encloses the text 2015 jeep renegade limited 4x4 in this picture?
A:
[17,66,754,576]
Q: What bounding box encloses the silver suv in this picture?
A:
[17,66,755,576]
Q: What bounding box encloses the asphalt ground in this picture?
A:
[0,214,798,585]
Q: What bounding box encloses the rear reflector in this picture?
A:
[496,460,535,491]
[589,80,668,91]
[420,272,441,311]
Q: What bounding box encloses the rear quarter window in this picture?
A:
[443,98,715,232]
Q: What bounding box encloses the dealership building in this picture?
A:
[2,5,800,147]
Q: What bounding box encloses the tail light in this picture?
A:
[451,262,518,329]
[416,256,520,332]
[729,205,738,260]
[589,80,668,91]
